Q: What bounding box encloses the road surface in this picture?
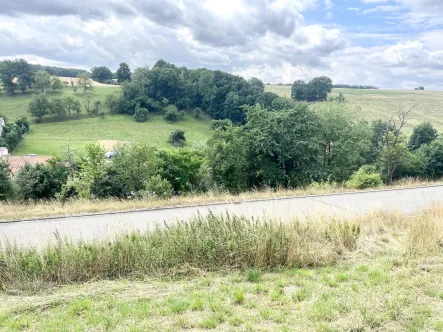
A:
[1,186,443,248]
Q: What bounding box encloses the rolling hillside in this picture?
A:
[266,85,443,133]
[0,86,212,156]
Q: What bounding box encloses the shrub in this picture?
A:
[0,159,13,201]
[193,107,202,119]
[164,105,184,122]
[15,161,69,201]
[169,130,186,146]
[133,103,148,122]
[346,166,382,189]
[142,175,173,198]
[210,119,233,130]
[158,149,204,193]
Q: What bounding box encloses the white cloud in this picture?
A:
[0,0,442,89]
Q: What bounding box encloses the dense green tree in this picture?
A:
[133,103,148,122]
[210,119,233,130]
[51,98,66,118]
[0,159,13,201]
[164,105,183,122]
[63,96,81,117]
[408,122,438,150]
[257,92,279,110]
[28,94,51,120]
[0,60,18,94]
[104,93,120,114]
[291,76,333,102]
[271,97,297,111]
[206,125,250,192]
[422,138,443,178]
[0,59,33,94]
[34,70,51,93]
[112,143,161,194]
[169,130,186,146]
[246,104,322,187]
[158,149,204,193]
[15,161,68,201]
[91,66,113,83]
[315,103,372,181]
[291,80,306,101]
[0,119,23,151]
[117,62,131,84]
[15,116,30,134]
[50,76,64,91]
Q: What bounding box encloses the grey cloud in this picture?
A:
[0,0,135,19]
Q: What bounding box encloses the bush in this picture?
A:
[0,159,13,201]
[133,104,148,122]
[193,107,202,119]
[210,119,233,130]
[169,130,186,146]
[346,166,382,189]
[158,149,204,193]
[164,105,184,122]
[15,161,69,201]
[142,175,173,198]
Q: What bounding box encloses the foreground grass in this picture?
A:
[0,178,441,222]
[2,206,443,331]
[265,85,443,133]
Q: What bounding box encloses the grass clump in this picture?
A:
[246,269,262,283]
[0,213,360,290]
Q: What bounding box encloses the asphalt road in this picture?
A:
[1,186,443,248]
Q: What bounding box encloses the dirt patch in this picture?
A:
[59,77,119,88]
[99,140,133,151]
[3,156,53,174]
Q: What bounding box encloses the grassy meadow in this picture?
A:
[0,86,212,156]
[266,85,443,134]
[2,207,443,331]
[2,84,443,156]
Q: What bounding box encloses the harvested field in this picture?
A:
[59,77,119,87]
[2,155,53,174]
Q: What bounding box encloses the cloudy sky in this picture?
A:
[1,0,443,89]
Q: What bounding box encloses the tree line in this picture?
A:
[1,101,442,202]
[0,116,29,153]
[332,84,379,90]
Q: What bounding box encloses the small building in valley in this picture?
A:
[0,147,8,156]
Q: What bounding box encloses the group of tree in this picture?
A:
[34,70,64,93]
[415,86,425,91]
[0,116,29,152]
[108,60,268,124]
[332,84,378,90]
[29,64,87,77]
[90,62,131,85]
[0,59,91,94]
[3,100,443,203]
[291,77,333,102]
[27,94,102,121]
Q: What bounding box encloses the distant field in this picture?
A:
[266,85,443,133]
[0,87,211,156]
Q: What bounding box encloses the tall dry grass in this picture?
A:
[0,214,360,291]
[0,178,440,222]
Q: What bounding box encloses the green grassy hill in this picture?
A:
[266,85,443,133]
[0,87,212,156]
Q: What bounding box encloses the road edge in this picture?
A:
[1,184,442,224]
